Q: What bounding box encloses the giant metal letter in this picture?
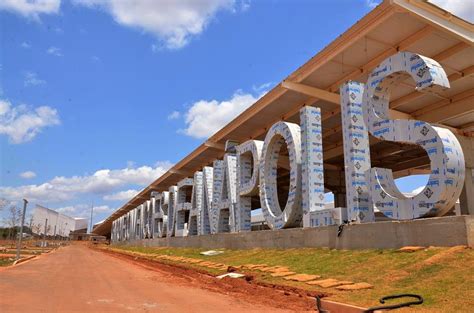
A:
[300,106,328,227]
[341,81,374,223]
[167,186,178,237]
[175,178,193,237]
[260,121,302,229]
[152,191,169,238]
[236,140,263,232]
[216,154,238,232]
[211,160,224,234]
[189,171,203,236]
[364,52,465,219]
[199,166,214,235]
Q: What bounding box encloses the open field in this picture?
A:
[103,245,474,312]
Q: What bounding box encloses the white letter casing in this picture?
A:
[236,140,263,232]
[260,121,302,229]
[364,52,465,219]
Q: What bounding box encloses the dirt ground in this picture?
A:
[0,244,315,312]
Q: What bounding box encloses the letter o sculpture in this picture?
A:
[260,121,302,229]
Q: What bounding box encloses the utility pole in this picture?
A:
[89,202,94,234]
[16,199,28,261]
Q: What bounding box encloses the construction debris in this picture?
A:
[216,273,246,279]
[200,250,224,256]
[398,246,425,253]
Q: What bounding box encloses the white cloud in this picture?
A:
[24,72,46,87]
[47,46,63,56]
[167,111,181,120]
[56,205,80,215]
[103,189,139,201]
[411,186,425,195]
[0,99,60,144]
[429,0,473,22]
[181,90,263,139]
[253,82,273,93]
[365,0,381,8]
[73,0,238,49]
[0,161,172,204]
[21,41,31,49]
[0,0,61,19]
[55,204,113,218]
[20,171,36,179]
[240,0,251,12]
[94,205,114,213]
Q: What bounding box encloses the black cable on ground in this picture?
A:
[316,294,423,312]
[364,293,423,312]
[315,296,329,313]
[337,220,349,237]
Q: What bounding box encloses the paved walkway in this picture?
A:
[0,244,292,312]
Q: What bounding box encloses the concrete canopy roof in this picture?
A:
[94,0,474,236]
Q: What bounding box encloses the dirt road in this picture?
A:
[0,244,301,312]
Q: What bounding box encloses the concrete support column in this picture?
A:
[456,135,474,215]
[325,170,347,208]
[460,167,474,215]
[334,189,347,208]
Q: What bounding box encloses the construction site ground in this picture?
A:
[0,244,313,312]
[102,244,474,312]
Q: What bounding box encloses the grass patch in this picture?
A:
[0,258,15,267]
[106,245,473,311]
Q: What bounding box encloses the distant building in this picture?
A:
[74,217,88,233]
[31,205,87,238]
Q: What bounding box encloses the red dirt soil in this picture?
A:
[0,244,317,312]
[100,247,322,311]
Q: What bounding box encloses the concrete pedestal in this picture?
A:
[117,215,474,250]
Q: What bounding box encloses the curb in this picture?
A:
[12,255,37,266]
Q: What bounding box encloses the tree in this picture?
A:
[27,214,34,234]
[33,223,43,236]
[4,204,21,243]
[0,198,8,212]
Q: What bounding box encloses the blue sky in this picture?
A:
[1,0,467,226]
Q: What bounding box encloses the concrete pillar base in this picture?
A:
[117,215,474,250]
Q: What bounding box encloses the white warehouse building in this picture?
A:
[31,205,88,237]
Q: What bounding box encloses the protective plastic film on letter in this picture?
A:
[216,154,238,233]
[189,171,203,236]
[200,166,214,235]
[260,121,302,229]
[364,52,465,219]
[211,160,224,234]
[152,191,169,238]
[341,81,374,223]
[167,186,178,237]
[236,140,263,231]
[300,106,328,227]
[144,200,152,238]
[175,177,193,237]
